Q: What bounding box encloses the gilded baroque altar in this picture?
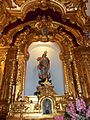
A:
[0,0,90,120]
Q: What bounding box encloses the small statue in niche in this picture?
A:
[43,98,52,114]
[37,51,51,84]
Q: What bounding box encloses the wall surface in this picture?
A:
[25,42,64,95]
[86,1,90,16]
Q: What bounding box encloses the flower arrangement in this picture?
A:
[64,97,90,120]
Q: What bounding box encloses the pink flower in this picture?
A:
[86,106,90,118]
[66,102,76,119]
[66,102,76,114]
[76,98,86,112]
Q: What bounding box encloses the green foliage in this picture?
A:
[64,111,71,120]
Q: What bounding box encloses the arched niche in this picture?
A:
[13,18,81,101]
[42,98,52,114]
[25,42,64,95]
[3,14,85,102]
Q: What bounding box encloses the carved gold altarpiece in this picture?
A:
[0,0,90,120]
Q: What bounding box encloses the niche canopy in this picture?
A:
[8,0,66,19]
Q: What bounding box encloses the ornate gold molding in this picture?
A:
[0,0,88,32]
[0,1,90,119]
